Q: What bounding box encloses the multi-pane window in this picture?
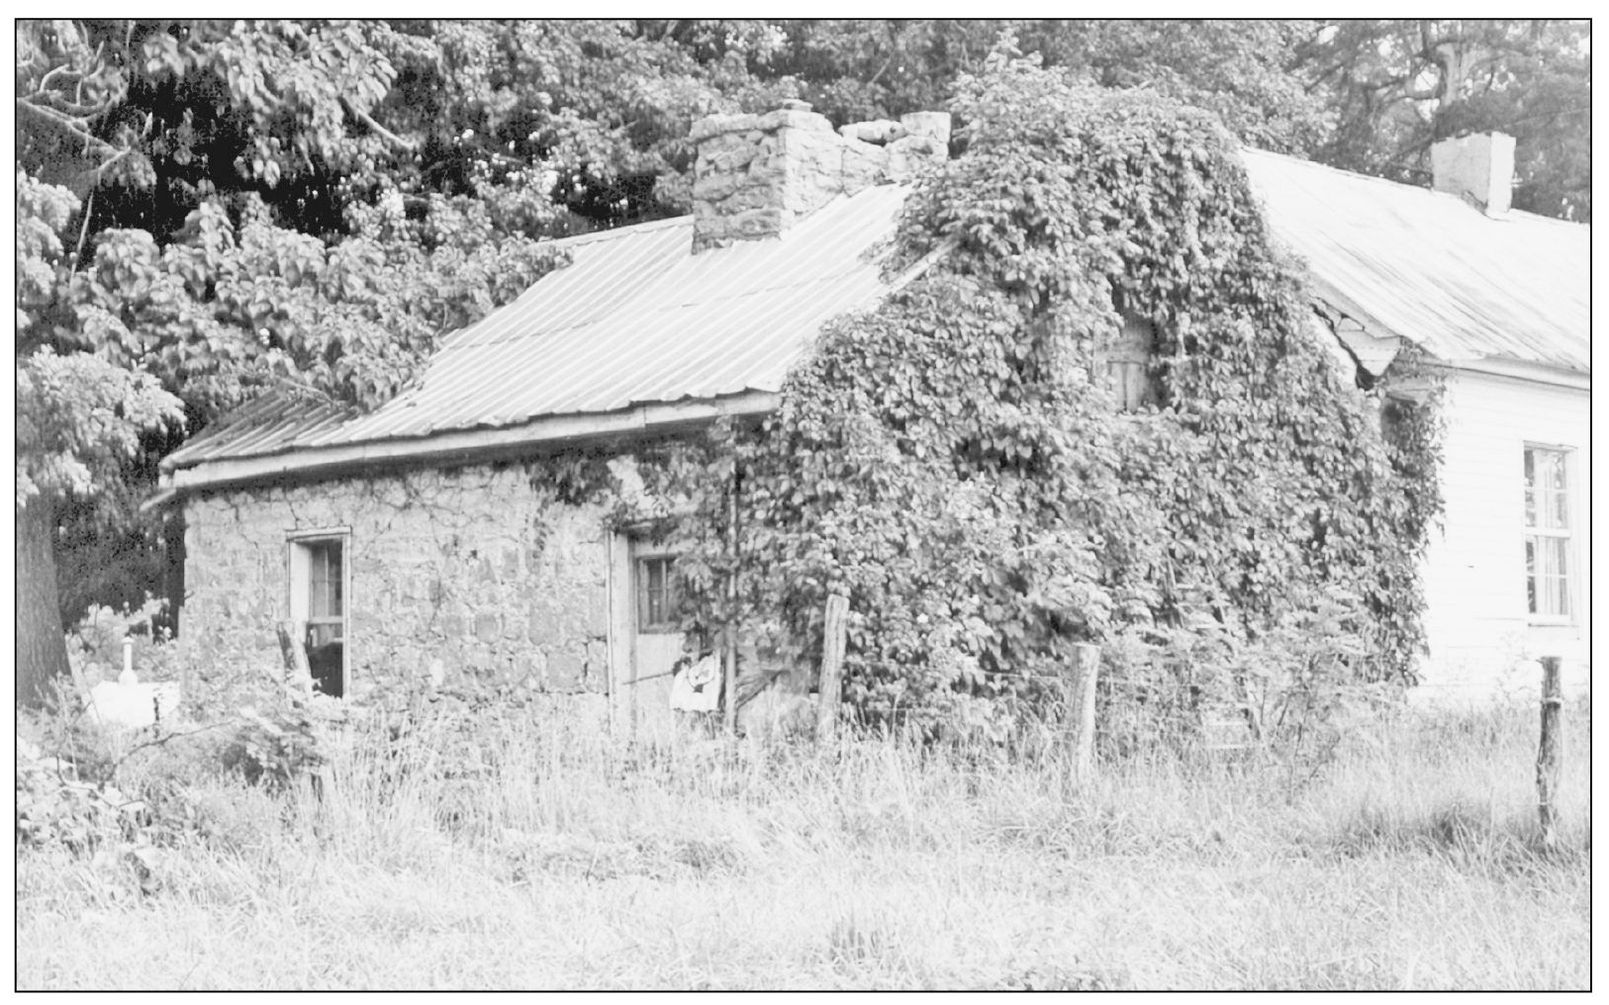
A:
[306,539,344,649]
[637,556,680,631]
[292,536,347,696]
[1524,447,1571,618]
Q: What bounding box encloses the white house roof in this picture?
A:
[1241,148,1589,374]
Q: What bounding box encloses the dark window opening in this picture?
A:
[297,538,346,696]
[637,555,681,632]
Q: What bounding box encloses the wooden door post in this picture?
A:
[723,466,741,737]
[1066,643,1101,784]
[817,593,850,743]
[1537,656,1563,848]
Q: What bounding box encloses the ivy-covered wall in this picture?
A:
[181,461,617,705]
[648,47,1445,728]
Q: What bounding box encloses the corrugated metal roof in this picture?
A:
[164,184,909,471]
[168,149,1589,478]
[1241,148,1589,373]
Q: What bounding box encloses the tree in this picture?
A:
[1299,19,1591,220]
[14,19,565,704]
[17,170,184,704]
[756,20,1330,155]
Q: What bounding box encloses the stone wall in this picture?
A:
[690,101,950,253]
[182,460,615,702]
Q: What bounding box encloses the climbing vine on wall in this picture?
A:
[612,44,1445,724]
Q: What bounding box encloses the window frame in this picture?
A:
[287,528,352,696]
[634,552,682,634]
[1522,444,1575,624]
[1100,313,1161,413]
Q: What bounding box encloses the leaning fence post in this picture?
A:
[1066,643,1102,784]
[1536,656,1563,848]
[276,620,314,703]
[817,593,850,743]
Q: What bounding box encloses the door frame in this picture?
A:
[608,529,685,736]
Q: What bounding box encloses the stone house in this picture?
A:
[150,104,1588,724]
[150,102,953,734]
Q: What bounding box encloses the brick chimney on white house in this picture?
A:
[689,99,950,253]
[1430,132,1516,217]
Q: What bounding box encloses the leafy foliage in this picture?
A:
[1299,19,1591,221]
[647,47,1443,726]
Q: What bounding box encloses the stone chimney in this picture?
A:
[689,100,950,253]
[1430,132,1516,216]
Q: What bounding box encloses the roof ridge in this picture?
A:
[1241,146,1587,229]
[542,213,691,251]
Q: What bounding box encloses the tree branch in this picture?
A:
[343,98,417,152]
[74,189,95,263]
[15,97,119,156]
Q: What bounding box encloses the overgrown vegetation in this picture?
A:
[629,48,1444,728]
[15,689,1590,989]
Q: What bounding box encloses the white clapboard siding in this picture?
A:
[1417,370,1590,698]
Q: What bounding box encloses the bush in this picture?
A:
[1097,596,1404,790]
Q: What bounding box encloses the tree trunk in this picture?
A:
[16,496,71,708]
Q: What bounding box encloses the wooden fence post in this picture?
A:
[1066,643,1101,784]
[817,593,850,743]
[1536,655,1563,848]
[277,621,314,703]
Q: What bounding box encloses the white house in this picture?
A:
[1244,134,1590,701]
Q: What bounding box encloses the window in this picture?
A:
[1103,314,1160,412]
[1524,447,1572,619]
[290,535,347,696]
[636,555,680,632]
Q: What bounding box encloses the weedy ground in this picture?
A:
[15,698,1589,990]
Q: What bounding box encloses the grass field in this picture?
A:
[16,697,1590,990]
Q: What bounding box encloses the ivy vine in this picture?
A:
[553,45,1445,725]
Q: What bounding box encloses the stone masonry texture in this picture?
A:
[690,103,950,253]
[182,459,617,702]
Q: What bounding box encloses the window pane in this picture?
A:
[1548,453,1567,491]
[638,557,678,628]
[1545,488,1568,530]
[1526,536,1571,616]
[328,542,343,617]
[308,542,342,618]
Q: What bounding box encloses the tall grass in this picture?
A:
[16,698,1589,990]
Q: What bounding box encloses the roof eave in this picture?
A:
[142,390,779,512]
[1429,356,1590,390]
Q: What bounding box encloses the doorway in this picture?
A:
[610,534,686,740]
